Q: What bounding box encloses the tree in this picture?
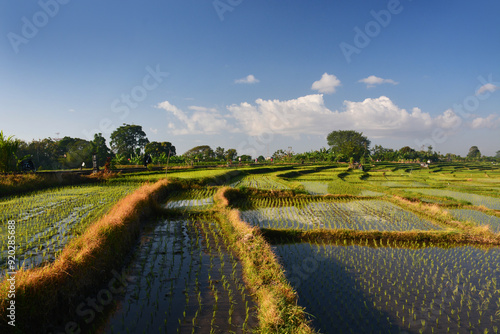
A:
[272,149,287,160]
[17,138,60,170]
[110,124,149,157]
[183,145,214,161]
[225,149,237,161]
[239,155,252,162]
[145,141,176,158]
[92,133,113,166]
[0,131,20,172]
[59,138,94,169]
[495,150,500,159]
[467,146,481,159]
[327,130,370,161]
[399,146,416,160]
[214,147,225,160]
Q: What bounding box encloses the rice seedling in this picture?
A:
[241,200,443,231]
[0,182,140,274]
[100,217,256,333]
[447,209,500,234]
[274,241,500,333]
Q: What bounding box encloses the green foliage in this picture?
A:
[92,133,113,166]
[110,124,149,157]
[467,146,481,159]
[183,145,214,161]
[145,141,176,158]
[58,138,93,169]
[17,138,60,170]
[225,148,237,161]
[0,131,20,172]
[327,130,370,161]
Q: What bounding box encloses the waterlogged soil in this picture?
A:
[0,184,135,275]
[300,182,329,195]
[448,209,500,234]
[405,188,500,210]
[164,198,214,210]
[241,200,442,232]
[99,218,256,334]
[273,243,500,334]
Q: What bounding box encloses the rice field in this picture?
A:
[0,183,139,274]
[164,188,217,211]
[230,175,290,190]
[3,162,500,333]
[274,242,500,333]
[448,209,500,234]
[404,188,500,210]
[241,200,442,231]
[101,218,256,333]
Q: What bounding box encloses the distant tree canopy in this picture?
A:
[214,147,225,160]
[225,148,237,161]
[467,146,481,159]
[183,145,214,160]
[93,133,113,166]
[110,124,149,157]
[59,138,94,169]
[145,141,176,157]
[327,130,370,161]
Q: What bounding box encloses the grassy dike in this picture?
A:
[213,187,316,334]
[0,179,180,333]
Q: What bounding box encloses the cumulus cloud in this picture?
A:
[311,73,341,94]
[229,94,335,137]
[476,83,499,95]
[469,114,500,129]
[358,75,399,88]
[226,95,474,139]
[156,101,236,135]
[235,74,259,84]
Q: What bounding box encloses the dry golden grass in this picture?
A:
[214,187,316,334]
[0,179,171,333]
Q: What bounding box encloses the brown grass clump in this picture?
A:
[0,179,172,333]
[214,187,316,333]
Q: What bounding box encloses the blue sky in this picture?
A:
[1,0,499,157]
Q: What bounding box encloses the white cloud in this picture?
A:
[470,114,500,129]
[227,95,472,139]
[229,94,334,137]
[476,83,499,95]
[235,74,259,84]
[150,128,158,134]
[311,73,341,94]
[433,109,462,129]
[157,101,236,135]
[69,109,76,112]
[358,75,399,88]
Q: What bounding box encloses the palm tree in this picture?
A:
[0,131,20,172]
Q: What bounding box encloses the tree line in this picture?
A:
[0,128,498,173]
